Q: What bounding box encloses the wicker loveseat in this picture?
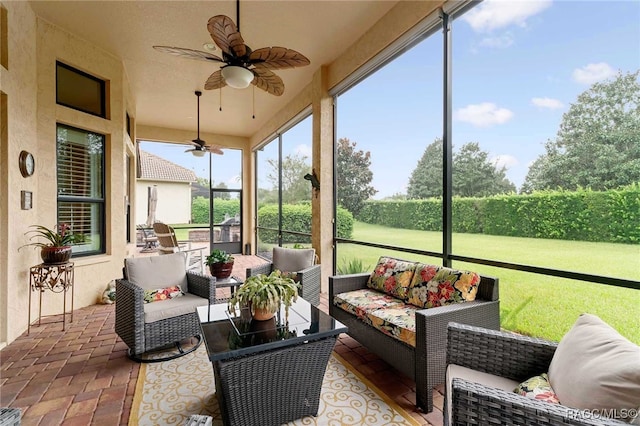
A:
[329,256,500,413]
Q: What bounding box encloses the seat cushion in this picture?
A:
[366,256,416,300]
[366,304,419,347]
[407,263,480,308]
[548,313,640,421]
[446,364,520,426]
[143,293,208,323]
[334,289,405,323]
[124,252,188,292]
[272,247,315,272]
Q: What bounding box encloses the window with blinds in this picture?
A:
[56,124,105,256]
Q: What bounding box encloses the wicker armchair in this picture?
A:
[246,246,320,306]
[445,322,630,426]
[115,253,239,362]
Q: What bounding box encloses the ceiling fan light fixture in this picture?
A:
[221,65,254,89]
[191,149,206,157]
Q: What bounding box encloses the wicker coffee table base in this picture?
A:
[213,337,336,426]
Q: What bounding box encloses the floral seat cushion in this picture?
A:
[407,263,480,308]
[366,304,418,347]
[367,256,417,300]
[334,289,405,324]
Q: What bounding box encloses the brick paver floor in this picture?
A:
[1,254,443,425]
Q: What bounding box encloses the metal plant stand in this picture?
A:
[28,262,74,333]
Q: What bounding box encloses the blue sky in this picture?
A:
[142,0,640,199]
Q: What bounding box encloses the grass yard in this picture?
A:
[337,221,640,344]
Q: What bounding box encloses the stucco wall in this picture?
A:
[0,1,134,346]
[0,1,38,347]
[135,180,193,225]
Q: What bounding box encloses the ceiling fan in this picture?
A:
[153,0,310,96]
[185,90,224,157]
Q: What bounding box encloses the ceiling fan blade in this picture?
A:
[206,145,225,155]
[251,66,284,96]
[204,70,227,91]
[153,46,223,62]
[207,15,247,58]
[249,47,310,70]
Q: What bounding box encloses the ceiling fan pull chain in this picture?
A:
[252,85,255,119]
[219,88,223,112]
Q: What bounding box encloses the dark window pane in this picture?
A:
[56,62,105,117]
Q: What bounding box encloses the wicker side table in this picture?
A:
[214,336,336,426]
[28,262,74,334]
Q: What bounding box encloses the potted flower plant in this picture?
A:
[228,270,300,321]
[205,249,235,279]
[19,224,74,264]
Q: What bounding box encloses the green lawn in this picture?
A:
[337,221,640,344]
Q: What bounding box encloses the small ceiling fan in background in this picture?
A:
[185,90,224,157]
[153,0,310,96]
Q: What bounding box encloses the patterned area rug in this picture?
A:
[130,344,419,425]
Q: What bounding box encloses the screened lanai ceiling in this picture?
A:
[29,1,398,138]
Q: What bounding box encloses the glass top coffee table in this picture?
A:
[197,297,347,426]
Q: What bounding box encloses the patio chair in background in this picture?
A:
[246,246,320,306]
[136,224,158,253]
[153,222,205,274]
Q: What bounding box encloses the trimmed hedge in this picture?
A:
[257,203,354,244]
[191,197,240,224]
[356,185,640,244]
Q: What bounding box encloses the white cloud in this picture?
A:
[454,103,514,128]
[478,32,515,49]
[462,0,552,33]
[572,63,617,85]
[295,144,312,158]
[531,97,564,109]
[491,154,519,170]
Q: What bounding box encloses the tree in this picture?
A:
[192,177,230,199]
[266,153,311,204]
[407,140,516,198]
[453,142,516,197]
[522,71,640,192]
[407,139,443,199]
[336,138,377,215]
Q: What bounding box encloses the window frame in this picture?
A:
[56,123,106,257]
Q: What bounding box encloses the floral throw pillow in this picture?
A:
[143,285,184,304]
[407,264,480,308]
[514,373,560,404]
[366,256,416,300]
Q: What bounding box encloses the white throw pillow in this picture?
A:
[548,313,640,423]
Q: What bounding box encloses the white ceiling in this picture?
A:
[29,0,398,139]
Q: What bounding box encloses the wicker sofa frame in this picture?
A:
[115,270,240,361]
[246,262,321,306]
[446,322,629,425]
[329,272,500,413]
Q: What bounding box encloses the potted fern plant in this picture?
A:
[228,270,300,321]
[206,249,234,279]
[19,224,74,264]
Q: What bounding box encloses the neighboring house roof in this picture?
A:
[139,150,196,182]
